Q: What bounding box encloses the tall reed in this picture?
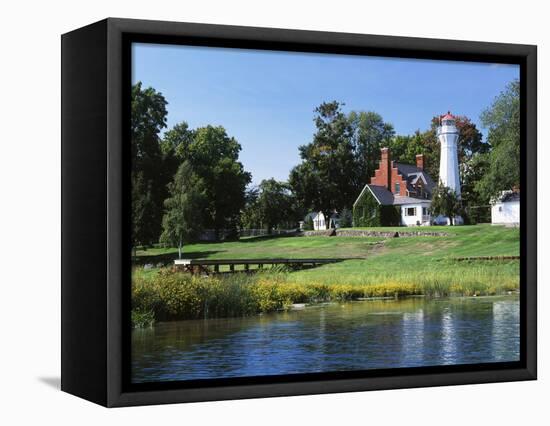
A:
[131,266,519,325]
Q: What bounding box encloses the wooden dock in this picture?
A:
[174,257,357,274]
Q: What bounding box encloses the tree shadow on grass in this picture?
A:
[234,232,301,243]
[133,250,222,266]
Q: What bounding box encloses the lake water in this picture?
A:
[131,295,520,383]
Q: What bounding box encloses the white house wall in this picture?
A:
[400,203,431,226]
[491,201,520,225]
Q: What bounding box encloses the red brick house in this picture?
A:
[353,147,436,226]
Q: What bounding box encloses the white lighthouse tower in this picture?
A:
[435,112,463,225]
[437,112,461,198]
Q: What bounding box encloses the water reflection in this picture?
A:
[492,300,520,362]
[132,295,520,383]
[400,309,425,365]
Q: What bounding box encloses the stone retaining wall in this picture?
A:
[302,229,450,237]
[335,230,398,237]
[302,229,336,237]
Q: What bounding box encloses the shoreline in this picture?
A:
[133,293,520,329]
[131,270,519,327]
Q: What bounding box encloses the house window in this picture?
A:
[406,207,416,216]
[499,206,503,212]
[394,182,400,194]
[422,207,428,216]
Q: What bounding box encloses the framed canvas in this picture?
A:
[61,18,537,407]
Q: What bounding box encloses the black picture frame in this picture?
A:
[61,17,537,407]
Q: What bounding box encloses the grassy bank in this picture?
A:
[132,225,520,326]
[132,266,518,326]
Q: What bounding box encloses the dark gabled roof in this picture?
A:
[367,185,395,205]
[395,162,436,196]
[355,184,432,207]
[394,162,420,176]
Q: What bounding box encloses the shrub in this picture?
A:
[339,208,353,228]
[131,309,155,328]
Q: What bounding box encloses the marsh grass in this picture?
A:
[131,225,520,325]
[131,309,155,328]
[132,262,519,324]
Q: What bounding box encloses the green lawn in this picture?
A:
[137,224,518,260]
[290,225,518,285]
[134,224,519,287]
[136,235,385,262]
[132,225,520,323]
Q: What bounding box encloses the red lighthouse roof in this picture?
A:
[441,111,455,120]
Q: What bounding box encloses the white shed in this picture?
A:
[303,211,340,230]
[491,191,520,225]
[304,211,326,230]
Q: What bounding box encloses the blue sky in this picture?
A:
[132,43,519,185]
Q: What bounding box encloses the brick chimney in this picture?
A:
[416,154,425,170]
[380,147,391,190]
[370,147,392,190]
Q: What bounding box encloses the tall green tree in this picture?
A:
[348,111,395,185]
[430,184,462,226]
[288,162,321,216]
[454,116,488,163]
[178,125,252,238]
[389,130,439,178]
[256,179,296,232]
[240,186,262,230]
[461,153,491,223]
[476,80,520,200]
[289,101,357,225]
[160,162,206,259]
[162,122,194,156]
[241,180,296,232]
[131,172,154,255]
[160,121,194,184]
[131,82,168,247]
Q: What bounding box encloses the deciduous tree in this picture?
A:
[348,111,395,185]
[131,82,168,247]
[256,179,296,232]
[476,80,520,200]
[289,102,357,225]
[160,162,206,259]
[161,124,251,239]
[430,184,462,226]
